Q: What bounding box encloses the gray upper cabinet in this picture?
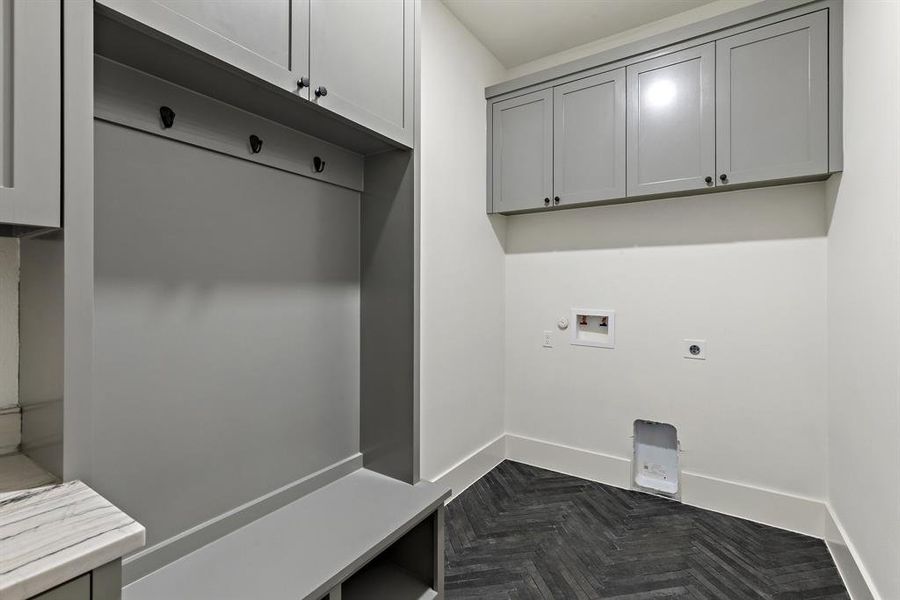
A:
[97,0,310,96]
[491,90,553,213]
[309,0,414,147]
[553,69,626,206]
[715,11,828,186]
[97,0,415,146]
[626,43,715,197]
[0,0,61,230]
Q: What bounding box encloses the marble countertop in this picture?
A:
[0,481,145,600]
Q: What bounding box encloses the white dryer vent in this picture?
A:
[632,420,680,499]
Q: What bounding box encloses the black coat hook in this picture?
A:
[249,134,263,154]
[313,156,326,173]
[159,106,176,129]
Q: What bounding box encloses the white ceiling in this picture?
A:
[441,0,718,68]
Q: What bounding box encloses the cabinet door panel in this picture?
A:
[310,0,413,146]
[553,68,625,205]
[716,11,828,185]
[491,90,553,213]
[626,44,715,196]
[0,0,61,229]
[97,0,309,96]
[32,575,90,600]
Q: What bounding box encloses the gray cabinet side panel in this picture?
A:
[360,150,416,484]
[715,10,828,185]
[553,68,625,205]
[626,43,715,197]
[92,121,361,549]
[491,89,553,213]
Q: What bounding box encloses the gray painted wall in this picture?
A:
[93,120,361,548]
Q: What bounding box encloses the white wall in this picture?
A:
[0,238,17,409]
[504,0,762,79]
[506,184,829,501]
[826,1,900,597]
[419,0,507,482]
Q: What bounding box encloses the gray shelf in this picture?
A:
[342,563,437,600]
[124,469,449,600]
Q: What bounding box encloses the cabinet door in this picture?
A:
[626,44,715,197]
[309,0,414,146]
[553,68,625,206]
[96,0,309,96]
[491,90,553,213]
[716,11,828,186]
[0,0,61,229]
[32,575,90,600]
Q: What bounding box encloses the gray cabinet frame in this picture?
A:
[0,0,61,230]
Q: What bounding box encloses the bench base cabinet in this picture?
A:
[486,0,840,214]
[29,560,122,600]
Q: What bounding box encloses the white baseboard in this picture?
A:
[825,505,879,600]
[505,433,827,538]
[431,434,506,500]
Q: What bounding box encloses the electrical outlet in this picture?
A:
[543,331,553,348]
[683,339,707,360]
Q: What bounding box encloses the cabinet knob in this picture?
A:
[553,196,560,205]
[705,176,713,185]
[315,86,328,98]
[544,197,550,206]
[720,174,728,183]
[298,76,310,89]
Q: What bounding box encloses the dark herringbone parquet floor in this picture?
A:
[445,461,848,600]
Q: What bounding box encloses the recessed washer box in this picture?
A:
[570,308,615,348]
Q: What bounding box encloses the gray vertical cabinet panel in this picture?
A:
[96,0,310,97]
[553,68,625,206]
[309,0,414,147]
[626,43,715,197]
[0,0,61,229]
[491,89,553,213]
[93,121,361,549]
[715,11,828,185]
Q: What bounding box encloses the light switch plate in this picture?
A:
[683,339,707,360]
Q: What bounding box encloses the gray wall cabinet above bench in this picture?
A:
[0,0,61,232]
[486,0,841,215]
[96,0,415,148]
